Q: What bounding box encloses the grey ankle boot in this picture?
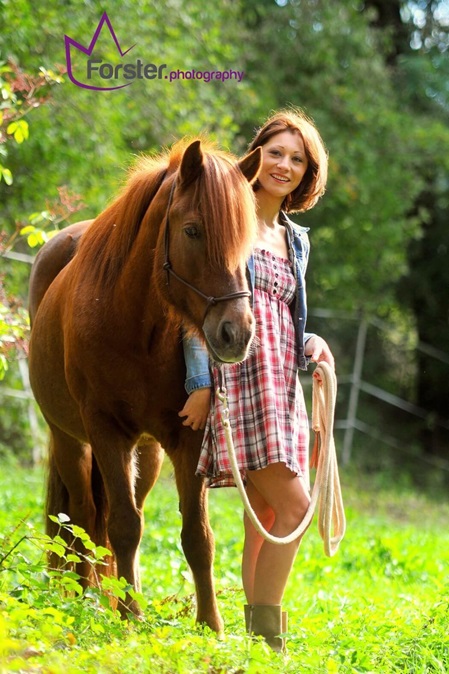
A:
[244,604,285,652]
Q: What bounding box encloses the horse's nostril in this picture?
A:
[220,321,234,345]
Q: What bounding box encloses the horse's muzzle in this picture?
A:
[203,309,255,364]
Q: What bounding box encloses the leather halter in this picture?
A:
[162,178,251,314]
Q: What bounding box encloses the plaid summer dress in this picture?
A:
[196,248,310,488]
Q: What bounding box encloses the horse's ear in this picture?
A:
[179,140,204,187]
[237,147,262,184]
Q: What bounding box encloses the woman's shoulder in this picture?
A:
[281,211,310,238]
[280,212,311,271]
[281,212,310,254]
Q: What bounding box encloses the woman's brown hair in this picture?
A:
[248,107,328,213]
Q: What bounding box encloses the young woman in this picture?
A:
[179,108,334,651]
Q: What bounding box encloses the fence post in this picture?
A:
[342,316,368,465]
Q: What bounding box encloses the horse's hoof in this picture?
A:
[119,599,144,621]
[197,615,225,635]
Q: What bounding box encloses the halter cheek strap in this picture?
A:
[162,178,251,315]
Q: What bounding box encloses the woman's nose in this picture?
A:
[276,156,289,169]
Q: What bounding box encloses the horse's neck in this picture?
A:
[113,206,166,329]
[70,184,172,342]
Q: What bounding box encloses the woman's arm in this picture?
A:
[305,334,335,383]
[183,334,212,394]
[179,335,212,431]
[178,388,211,431]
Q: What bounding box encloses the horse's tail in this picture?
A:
[45,436,115,580]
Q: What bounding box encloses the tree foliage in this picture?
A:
[0,0,448,460]
[0,60,65,379]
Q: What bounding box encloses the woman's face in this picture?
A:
[257,130,308,201]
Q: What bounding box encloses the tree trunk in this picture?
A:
[364,0,449,459]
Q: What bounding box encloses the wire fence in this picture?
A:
[305,308,449,474]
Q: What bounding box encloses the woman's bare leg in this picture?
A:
[245,462,310,605]
[242,482,275,604]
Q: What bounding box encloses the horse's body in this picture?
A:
[28,139,261,630]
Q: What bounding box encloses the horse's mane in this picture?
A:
[74,138,257,287]
[74,150,169,286]
[178,141,258,272]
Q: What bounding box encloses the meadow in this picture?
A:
[0,455,448,673]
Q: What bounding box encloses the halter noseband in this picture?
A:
[163,178,251,314]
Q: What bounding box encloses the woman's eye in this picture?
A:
[184,225,200,239]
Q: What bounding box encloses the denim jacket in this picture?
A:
[183,212,314,394]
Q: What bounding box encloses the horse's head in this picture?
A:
[157,139,262,363]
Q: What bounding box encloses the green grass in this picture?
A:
[0,456,448,673]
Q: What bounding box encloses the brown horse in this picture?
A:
[28,139,262,631]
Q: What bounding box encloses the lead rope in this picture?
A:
[216,361,346,556]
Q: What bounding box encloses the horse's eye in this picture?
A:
[184,225,200,239]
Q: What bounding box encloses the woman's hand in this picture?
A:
[305,335,335,383]
[178,388,212,431]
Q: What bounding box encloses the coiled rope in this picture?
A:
[216,361,346,556]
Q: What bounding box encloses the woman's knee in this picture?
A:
[277,498,309,532]
[271,481,310,532]
[244,503,275,533]
[245,485,275,531]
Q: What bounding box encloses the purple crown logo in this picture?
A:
[65,12,136,91]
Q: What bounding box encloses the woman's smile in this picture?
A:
[270,172,290,183]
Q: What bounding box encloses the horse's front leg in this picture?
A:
[83,412,143,618]
[134,435,165,512]
[170,432,224,634]
[133,436,165,592]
